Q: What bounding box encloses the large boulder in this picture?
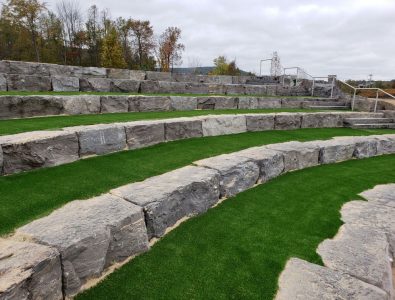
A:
[157,81,187,94]
[266,141,320,172]
[234,146,284,183]
[100,95,129,113]
[214,97,238,109]
[301,113,343,128]
[136,96,171,112]
[6,74,51,92]
[359,184,395,208]
[106,68,130,79]
[201,115,247,136]
[111,166,220,239]
[305,138,356,164]
[194,154,259,197]
[139,80,160,93]
[208,84,226,95]
[274,113,302,130]
[15,194,149,296]
[164,118,203,141]
[0,239,63,300]
[184,82,210,94]
[244,85,267,95]
[0,74,6,91]
[341,201,395,254]
[69,124,126,156]
[276,258,387,300]
[145,71,172,81]
[170,96,197,111]
[110,79,140,93]
[281,98,304,108]
[0,60,9,73]
[225,84,245,95]
[7,61,50,76]
[0,96,65,119]
[317,224,393,296]
[0,131,79,175]
[79,78,112,92]
[373,134,395,155]
[62,95,101,115]
[197,97,216,109]
[129,70,147,81]
[246,114,275,131]
[51,76,79,92]
[332,136,378,159]
[124,120,165,149]
[74,66,107,78]
[238,97,281,109]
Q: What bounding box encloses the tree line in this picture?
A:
[0,0,184,71]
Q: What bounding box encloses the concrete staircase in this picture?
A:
[344,117,395,129]
[308,99,351,110]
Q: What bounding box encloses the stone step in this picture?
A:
[308,105,350,110]
[344,118,394,125]
[359,184,395,208]
[350,123,395,129]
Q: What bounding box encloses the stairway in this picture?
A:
[307,99,351,110]
[344,117,395,129]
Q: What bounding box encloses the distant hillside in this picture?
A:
[172,67,252,76]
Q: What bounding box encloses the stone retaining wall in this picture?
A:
[276,183,395,299]
[2,134,395,298]
[0,112,382,175]
[0,95,343,119]
[0,60,312,96]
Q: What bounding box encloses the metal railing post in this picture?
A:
[311,79,315,96]
[330,78,335,99]
[352,89,356,111]
[374,90,379,112]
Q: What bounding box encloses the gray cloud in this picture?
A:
[44,0,395,80]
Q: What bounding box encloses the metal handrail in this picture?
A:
[282,67,314,86]
[311,76,336,99]
[337,79,395,112]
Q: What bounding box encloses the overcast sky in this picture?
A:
[44,0,395,80]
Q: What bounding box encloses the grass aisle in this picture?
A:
[0,109,316,136]
[1,128,394,236]
[77,154,395,300]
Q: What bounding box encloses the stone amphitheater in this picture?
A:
[0,60,394,300]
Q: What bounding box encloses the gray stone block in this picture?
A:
[0,96,64,119]
[0,60,9,73]
[208,84,226,95]
[170,96,197,111]
[51,76,79,92]
[127,96,140,112]
[0,131,79,175]
[206,75,233,85]
[165,118,203,141]
[266,85,277,96]
[100,96,129,113]
[7,61,50,76]
[301,113,343,128]
[111,166,220,238]
[145,71,172,81]
[256,98,282,108]
[110,79,140,93]
[140,80,160,93]
[197,97,215,109]
[234,147,284,183]
[47,64,77,77]
[125,121,165,149]
[214,97,238,109]
[305,138,356,164]
[0,239,62,300]
[225,84,245,95]
[374,135,395,155]
[246,114,275,131]
[0,73,6,91]
[333,136,378,159]
[157,81,187,93]
[238,97,259,109]
[360,184,395,208]
[106,68,130,79]
[318,224,393,295]
[6,74,51,91]
[137,96,171,112]
[341,201,395,255]
[79,78,111,92]
[72,124,127,156]
[74,66,107,78]
[266,141,320,172]
[276,258,387,300]
[16,194,149,296]
[244,85,266,95]
[129,70,146,81]
[274,113,302,130]
[195,154,259,197]
[185,82,210,94]
[201,115,247,136]
[62,95,101,115]
[281,98,304,108]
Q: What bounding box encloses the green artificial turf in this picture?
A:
[1,128,394,237]
[0,109,322,136]
[77,154,395,300]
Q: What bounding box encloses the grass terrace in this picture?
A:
[77,154,395,300]
[1,128,394,236]
[0,109,323,136]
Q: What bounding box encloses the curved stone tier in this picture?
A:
[277,183,395,299]
[0,112,382,175]
[0,95,347,120]
[2,134,395,298]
